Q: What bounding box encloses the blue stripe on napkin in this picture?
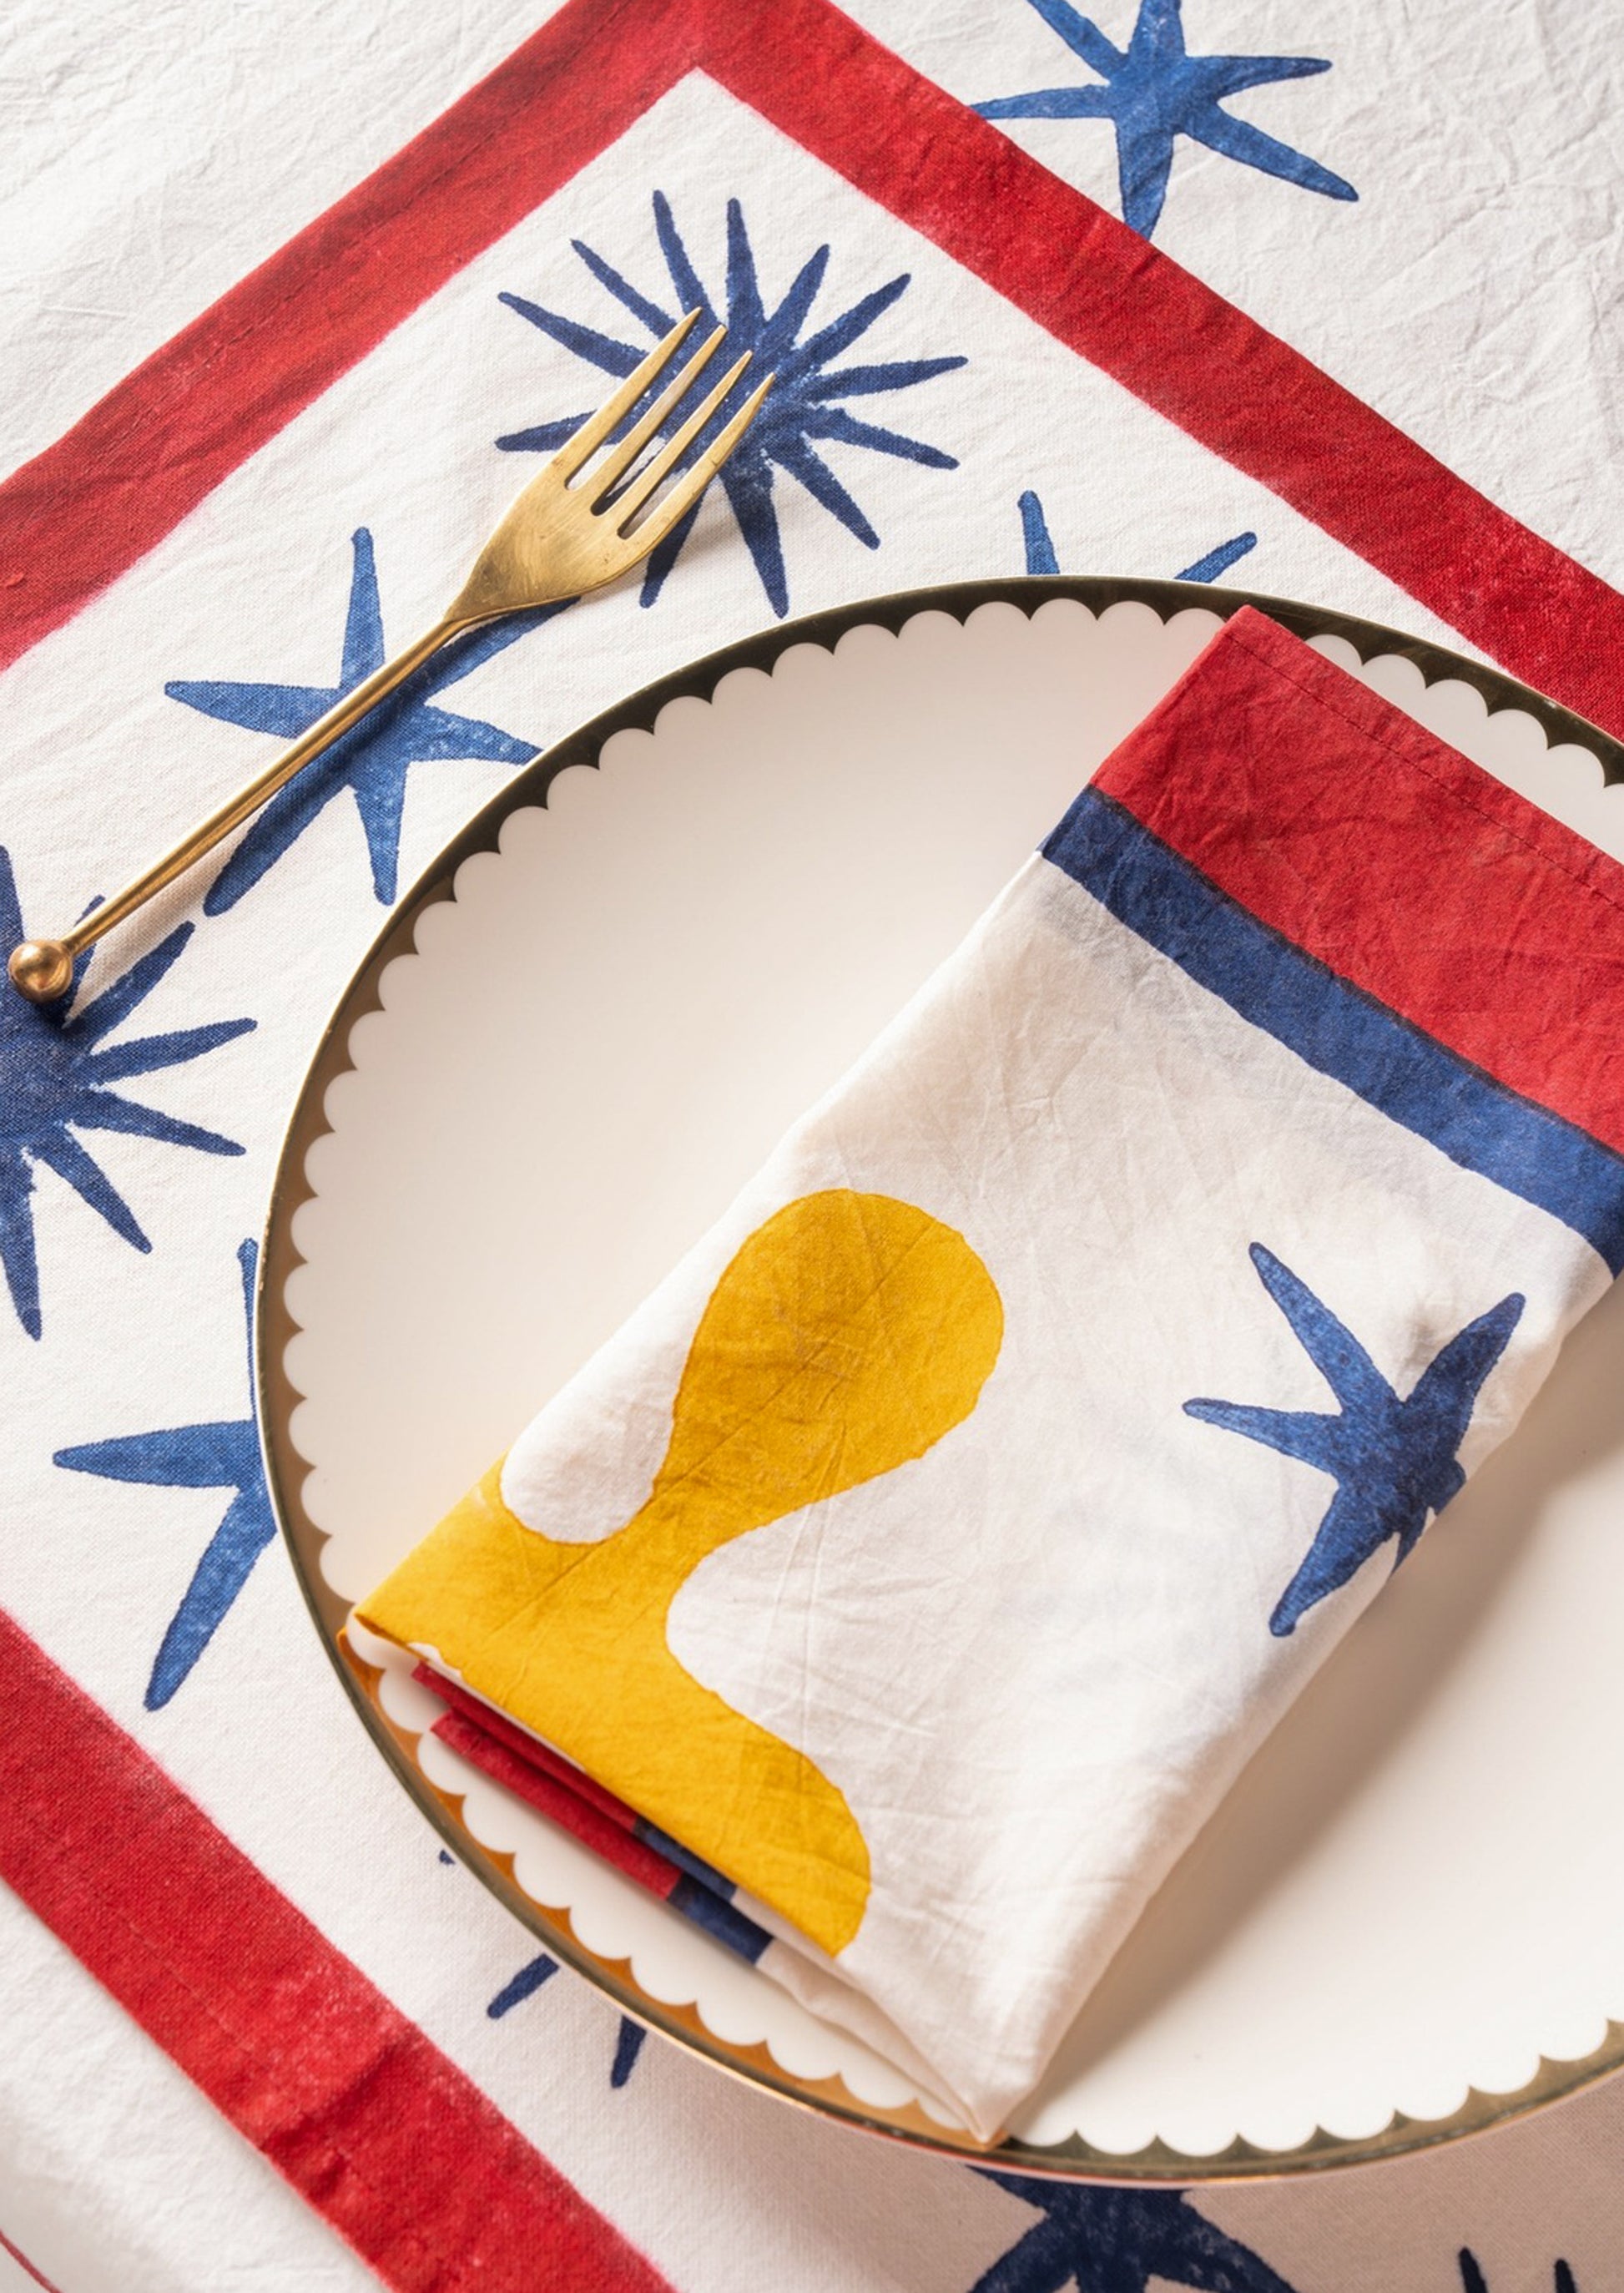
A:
[1044,788,1624,1273]
[636,1817,773,1962]
[668,1876,773,1962]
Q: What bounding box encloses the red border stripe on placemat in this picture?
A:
[3,0,1624,738]
[0,0,700,675]
[705,0,1624,740]
[0,1611,673,2293]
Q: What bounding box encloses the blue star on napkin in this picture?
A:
[1186,1245,1523,1635]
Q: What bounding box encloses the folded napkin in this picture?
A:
[358,607,1624,2138]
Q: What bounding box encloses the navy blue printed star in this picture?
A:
[496,193,966,618]
[56,1240,274,1707]
[487,1952,558,2019]
[167,529,553,911]
[610,2018,647,2086]
[485,1947,648,2084]
[1185,1245,1523,1636]
[1017,488,1256,582]
[1173,533,1259,583]
[974,2175,1298,2292]
[0,850,254,1340]
[1460,2252,1578,2293]
[976,0,1356,240]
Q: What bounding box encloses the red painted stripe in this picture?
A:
[432,1706,685,1902]
[1096,608,1624,1155]
[708,0,1624,740]
[0,1611,672,2293]
[0,0,699,672]
[1,0,1622,740]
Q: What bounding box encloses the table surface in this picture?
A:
[1,2,1621,2288]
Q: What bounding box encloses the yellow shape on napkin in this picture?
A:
[361,1189,1003,1954]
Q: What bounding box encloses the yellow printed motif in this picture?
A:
[361,1189,1003,1955]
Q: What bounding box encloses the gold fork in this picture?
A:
[8,310,769,1003]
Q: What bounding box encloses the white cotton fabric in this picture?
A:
[499,847,1608,2139]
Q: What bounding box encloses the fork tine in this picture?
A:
[552,309,703,482]
[611,352,755,527]
[618,374,774,550]
[585,326,728,497]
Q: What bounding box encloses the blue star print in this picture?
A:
[976,0,1355,240]
[487,1953,558,2019]
[1173,533,1259,583]
[1185,1245,1523,1636]
[56,1240,275,1708]
[610,2018,647,2087]
[167,529,552,910]
[496,193,966,618]
[973,2176,1298,2292]
[0,849,254,1340]
[484,1947,647,2084]
[1019,492,1063,575]
[1461,2253,1578,2293]
[1017,488,1256,582]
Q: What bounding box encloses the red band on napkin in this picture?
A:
[1096,608,1624,1156]
[416,1665,685,1898]
[0,1610,673,2293]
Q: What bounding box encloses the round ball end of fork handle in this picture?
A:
[8,939,73,1003]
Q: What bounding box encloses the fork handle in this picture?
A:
[8,615,465,1002]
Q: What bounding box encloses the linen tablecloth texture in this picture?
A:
[359,609,1624,2140]
[8,0,1624,2285]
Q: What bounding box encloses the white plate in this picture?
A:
[264,577,1624,2177]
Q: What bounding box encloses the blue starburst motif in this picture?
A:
[1460,2252,1578,2293]
[976,0,1356,240]
[0,851,254,1341]
[1017,487,1256,581]
[487,1952,558,2019]
[610,2017,647,2087]
[55,1240,275,1706]
[973,2175,1297,2292]
[495,193,967,618]
[1185,1244,1523,1637]
[1173,532,1258,583]
[166,529,553,911]
[484,1946,648,2084]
